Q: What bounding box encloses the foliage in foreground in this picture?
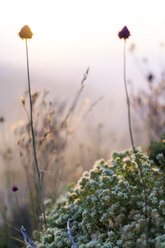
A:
[148,133,165,170]
[35,149,165,248]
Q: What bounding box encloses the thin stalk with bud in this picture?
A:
[118,26,149,247]
[19,25,47,229]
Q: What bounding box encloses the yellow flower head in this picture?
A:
[19,25,33,39]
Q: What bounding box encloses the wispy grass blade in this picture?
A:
[61,67,89,128]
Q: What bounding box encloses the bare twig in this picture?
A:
[67,219,78,248]
[21,225,38,248]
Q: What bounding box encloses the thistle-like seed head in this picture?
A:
[19,25,33,39]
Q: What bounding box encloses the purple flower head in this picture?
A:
[0,117,4,122]
[118,26,130,40]
[147,73,154,82]
[12,185,18,192]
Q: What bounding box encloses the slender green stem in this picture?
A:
[123,40,135,152]
[123,42,149,246]
[25,39,47,229]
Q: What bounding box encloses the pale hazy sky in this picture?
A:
[0,0,165,125]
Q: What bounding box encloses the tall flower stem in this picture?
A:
[119,26,149,246]
[25,39,47,229]
[123,40,135,152]
[123,45,149,244]
[123,39,149,247]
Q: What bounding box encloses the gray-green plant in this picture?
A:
[34,149,165,248]
[148,133,165,170]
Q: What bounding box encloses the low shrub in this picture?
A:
[35,149,165,248]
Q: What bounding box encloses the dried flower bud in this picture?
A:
[21,96,25,105]
[0,117,4,122]
[12,185,18,192]
[19,25,33,39]
[118,26,130,40]
[17,138,21,145]
[46,114,51,122]
[147,73,154,82]
[31,90,39,104]
[5,148,12,160]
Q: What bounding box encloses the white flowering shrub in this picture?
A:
[35,150,165,248]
